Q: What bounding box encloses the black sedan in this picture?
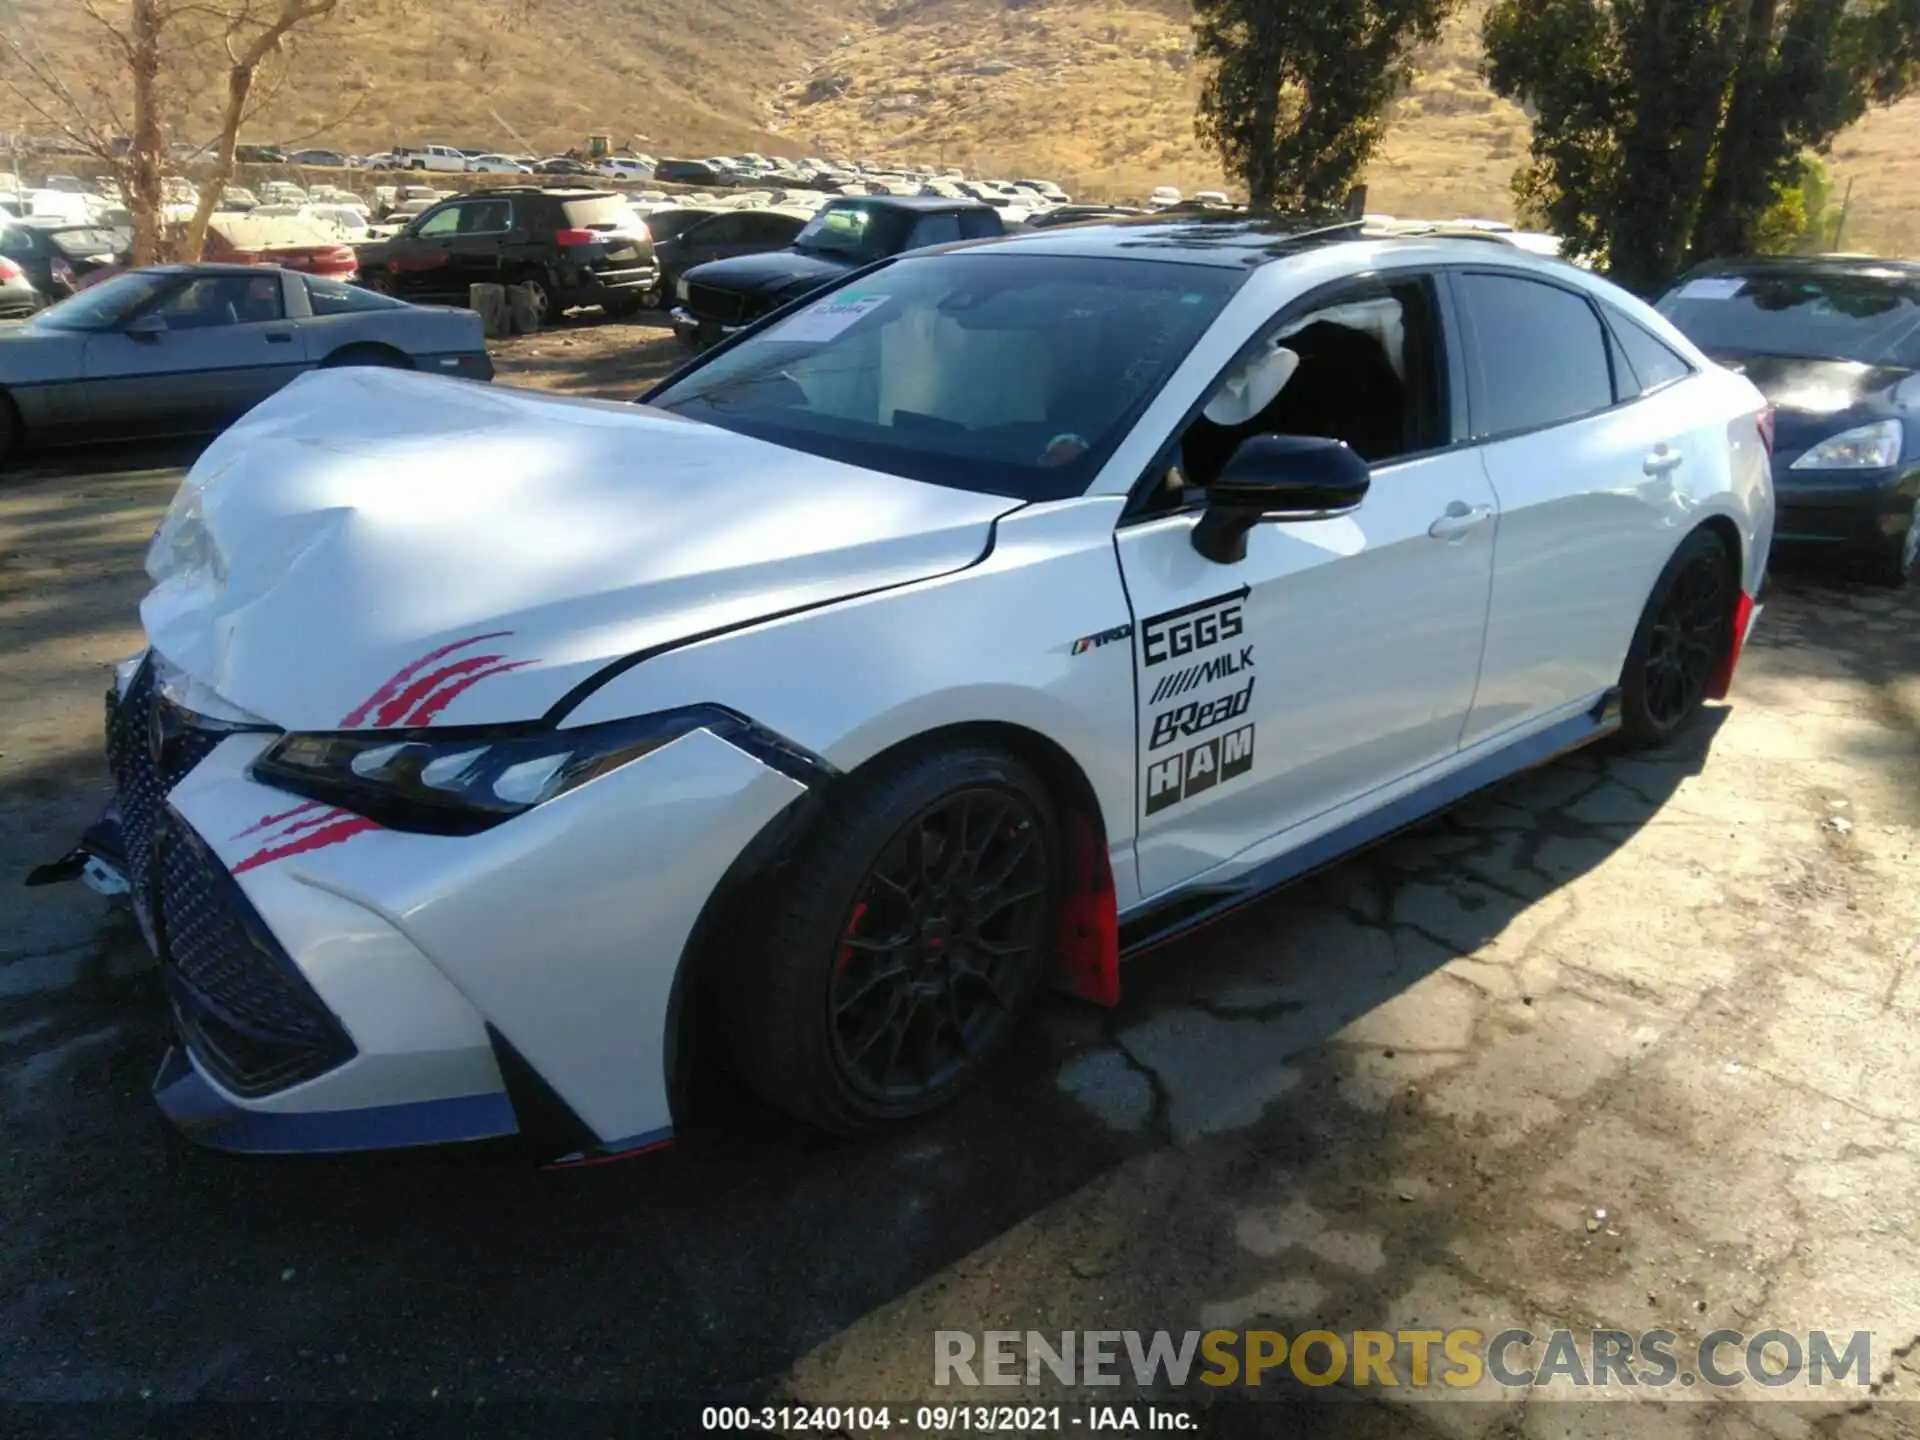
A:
[1659,257,1920,585]
[0,263,490,466]
[0,220,120,301]
[651,206,810,311]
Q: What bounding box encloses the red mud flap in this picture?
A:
[1050,811,1120,1007]
[1707,589,1761,700]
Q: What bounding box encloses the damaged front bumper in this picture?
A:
[33,652,810,1165]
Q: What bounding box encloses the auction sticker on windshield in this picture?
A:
[776,293,889,343]
[1676,278,1745,301]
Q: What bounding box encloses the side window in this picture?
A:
[1456,272,1614,437]
[907,213,964,249]
[412,205,462,239]
[460,200,512,234]
[0,225,41,256]
[697,214,748,245]
[743,213,798,243]
[1606,309,1694,396]
[957,209,1000,240]
[305,275,403,316]
[157,274,284,329]
[1161,276,1450,504]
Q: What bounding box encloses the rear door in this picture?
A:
[83,272,307,432]
[1116,272,1500,897]
[1451,268,1698,745]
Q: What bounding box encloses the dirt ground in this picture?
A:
[1,341,1917,1433]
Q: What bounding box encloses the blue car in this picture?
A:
[1659,256,1920,585]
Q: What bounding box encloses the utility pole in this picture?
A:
[1830,176,1854,252]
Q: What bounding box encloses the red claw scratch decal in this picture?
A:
[339,630,526,728]
[232,633,539,873]
[232,806,381,875]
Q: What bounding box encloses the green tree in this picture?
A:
[1484,0,1920,295]
[1193,0,1463,213]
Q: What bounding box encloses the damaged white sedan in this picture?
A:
[40,217,1774,1162]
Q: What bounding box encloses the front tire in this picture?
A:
[0,391,19,468]
[1617,528,1736,749]
[1865,499,1918,588]
[725,745,1060,1133]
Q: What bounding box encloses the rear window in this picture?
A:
[306,275,403,316]
[561,195,644,231]
[1658,271,1920,368]
[46,228,119,256]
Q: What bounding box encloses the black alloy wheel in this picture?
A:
[826,788,1052,1108]
[1618,529,1734,747]
[721,745,1060,1133]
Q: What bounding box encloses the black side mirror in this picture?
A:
[123,311,167,340]
[1191,435,1371,564]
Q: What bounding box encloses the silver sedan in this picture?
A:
[0,263,492,465]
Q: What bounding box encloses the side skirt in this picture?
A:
[1118,692,1621,960]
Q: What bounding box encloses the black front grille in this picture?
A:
[158,820,355,1096]
[106,660,225,932]
[685,282,748,325]
[106,657,355,1096]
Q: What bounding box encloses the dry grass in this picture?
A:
[6,0,1914,252]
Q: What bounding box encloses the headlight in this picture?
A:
[145,482,226,588]
[1790,419,1903,471]
[251,707,737,836]
[675,274,691,303]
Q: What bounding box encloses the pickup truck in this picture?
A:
[395,145,470,174]
[670,194,1002,349]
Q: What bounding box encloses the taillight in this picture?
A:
[0,256,21,281]
[553,227,597,246]
[1756,406,1776,461]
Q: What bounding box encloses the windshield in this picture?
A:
[30,269,170,331]
[646,252,1241,500]
[1659,271,1920,368]
[793,202,916,263]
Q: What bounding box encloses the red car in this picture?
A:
[203,215,358,280]
[75,215,358,291]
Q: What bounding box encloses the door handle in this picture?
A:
[264,331,295,344]
[1643,445,1683,476]
[1428,501,1494,540]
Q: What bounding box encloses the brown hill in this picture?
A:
[8,0,1916,251]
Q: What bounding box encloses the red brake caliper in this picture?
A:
[835,901,869,979]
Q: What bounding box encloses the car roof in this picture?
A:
[828,193,990,211]
[963,214,1581,271]
[1681,254,1920,284]
[137,262,291,277]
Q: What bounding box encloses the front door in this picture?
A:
[83,271,307,432]
[1116,273,1499,897]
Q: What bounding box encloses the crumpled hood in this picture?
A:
[143,368,1017,732]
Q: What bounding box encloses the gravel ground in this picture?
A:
[1,345,1916,1433]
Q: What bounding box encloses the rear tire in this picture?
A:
[723,745,1060,1134]
[514,271,554,325]
[1616,529,1737,749]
